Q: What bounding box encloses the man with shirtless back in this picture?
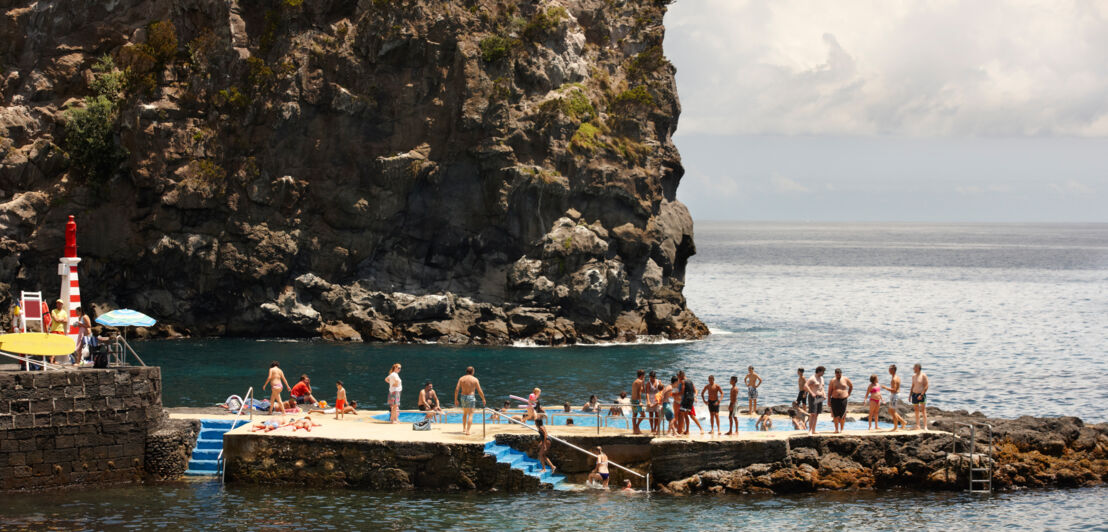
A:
[828,368,853,433]
[881,365,908,431]
[700,375,723,435]
[454,366,487,436]
[264,361,291,415]
[805,366,826,434]
[911,363,929,430]
[631,370,645,434]
[726,376,739,435]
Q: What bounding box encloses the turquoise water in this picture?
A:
[371,411,870,432]
[0,481,1103,530]
[146,223,1107,423]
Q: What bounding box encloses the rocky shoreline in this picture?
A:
[659,406,1108,494]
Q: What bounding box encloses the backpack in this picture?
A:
[412,418,431,431]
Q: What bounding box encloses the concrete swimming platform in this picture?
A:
[169,409,958,492]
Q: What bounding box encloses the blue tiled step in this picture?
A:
[484,441,570,490]
[184,419,249,477]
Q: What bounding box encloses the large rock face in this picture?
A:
[0,0,707,344]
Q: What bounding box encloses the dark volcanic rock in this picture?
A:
[661,408,1108,494]
[0,0,706,345]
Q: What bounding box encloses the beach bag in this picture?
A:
[412,419,431,431]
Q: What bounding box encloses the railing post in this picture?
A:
[482,407,486,438]
[596,409,600,435]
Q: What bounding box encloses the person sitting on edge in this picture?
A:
[755,408,774,431]
[788,410,806,430]
[582,395,600,413]
[611,391,630,417]
[418,381,445,423]
[290,374,317,405]
[563,402,572,412]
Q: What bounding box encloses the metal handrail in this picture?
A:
[118,337,146,367]
[0,350,67,371]
[482,407,649,490]
[219,386,254,483]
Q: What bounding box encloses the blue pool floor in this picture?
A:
[371,410,873,432]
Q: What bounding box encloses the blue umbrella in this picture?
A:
[95,309,157,327]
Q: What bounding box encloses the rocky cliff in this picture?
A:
[0,0,707,344]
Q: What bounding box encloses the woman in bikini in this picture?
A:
[264,361,290,415]
[535,405,556,473]
[864,374,882,430]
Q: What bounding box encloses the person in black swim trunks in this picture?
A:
[911,363,930,431]
[828,368,853,433]
[796,368,808,406]
[680,373,697,436]
[700,375,723,435]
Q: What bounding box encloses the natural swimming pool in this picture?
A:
[370,410,873,432]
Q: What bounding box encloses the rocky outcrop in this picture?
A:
[0,0,706,345]
[144,417,199,481]
[660,409,1108,494]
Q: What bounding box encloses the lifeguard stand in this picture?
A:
[19,291,45,332]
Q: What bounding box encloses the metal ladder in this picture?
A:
[952,422,993,493]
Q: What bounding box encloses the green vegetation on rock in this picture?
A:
[62,56,127,182]
[145,20,178,64]
[522,6,567,42]
[479,35,514,63]
[570,122,604,153]
[626,45,666,80]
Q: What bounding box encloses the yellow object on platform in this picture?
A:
[0,332,76,356]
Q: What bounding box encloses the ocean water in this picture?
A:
[150,222,1108,424]
[6,222,1105,529]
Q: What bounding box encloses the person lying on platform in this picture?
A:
[755,408,774,431]
[292,416,321,432]
[250,419,292,432]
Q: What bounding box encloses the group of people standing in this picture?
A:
[792,363,930,434]
[623,364,932,436]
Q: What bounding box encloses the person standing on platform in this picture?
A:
[805,366,826,434]
[385,363,402,423]
[881,365,908,431]
[744,366,762,415]
[828,368,853,433]
[454,366,486,436]
[701,375,723,435]
[911,364,930,430]
[631,370,645,434]
[264,361,290,416]
[726,375,739,435]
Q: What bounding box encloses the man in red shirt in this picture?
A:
[290,374,317,405]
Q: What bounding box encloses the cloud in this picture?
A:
[771,175,811,194]
[665,0,1108,137]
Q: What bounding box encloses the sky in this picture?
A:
[665,0,1108,222]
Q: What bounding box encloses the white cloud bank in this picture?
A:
[665,0,1108,137]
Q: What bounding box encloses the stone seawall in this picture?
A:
[144,418,200,481]
[223,433,542,491]
[0,367,165,491]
